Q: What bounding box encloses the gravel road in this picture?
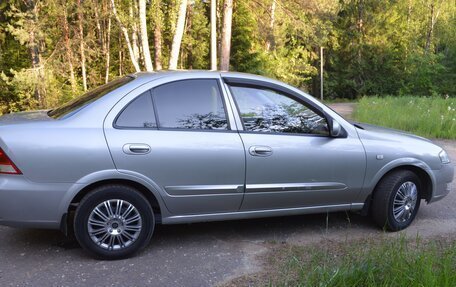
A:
[0,103,454,287]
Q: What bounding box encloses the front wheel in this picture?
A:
[371,170,421,231]
[74,185,154,259]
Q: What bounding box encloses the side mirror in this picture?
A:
[330,120,342,137]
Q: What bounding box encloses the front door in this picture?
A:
[105,78,245,215]
[225,82,366,211]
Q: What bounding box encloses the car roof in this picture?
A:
[130,70,275,83]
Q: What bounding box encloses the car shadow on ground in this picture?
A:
[5,211,377,255]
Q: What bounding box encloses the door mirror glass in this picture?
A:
[330,120,342,137]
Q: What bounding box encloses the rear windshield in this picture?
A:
[48,76,134,119]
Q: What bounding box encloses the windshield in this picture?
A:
[48,76,134,119]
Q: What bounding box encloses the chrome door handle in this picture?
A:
[123,144,151,155]
[249,146,273,157]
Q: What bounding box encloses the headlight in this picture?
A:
[439,150,451,164]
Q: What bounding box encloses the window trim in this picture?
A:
[150,78,232,132]
[113,90,159,130]
[224,78,331,137]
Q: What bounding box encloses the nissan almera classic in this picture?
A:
[0,71,453,259]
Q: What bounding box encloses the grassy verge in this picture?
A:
[226,236,456,287]
[353,96,456,139]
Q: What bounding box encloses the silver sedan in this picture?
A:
[0,71,453,259]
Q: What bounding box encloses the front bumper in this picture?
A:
[0,175,72,229]
[429,163,454,203]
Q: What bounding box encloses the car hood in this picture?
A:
[0,110,53,126]
[352,122,432,144]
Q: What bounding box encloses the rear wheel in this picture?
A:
[371,170,421,231]
[74,185,154,259]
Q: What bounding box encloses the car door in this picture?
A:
[104,77,245,215]
[224,78,366,211]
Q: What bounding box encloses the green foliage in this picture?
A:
[181,0,210,69]
[230,0,264,74]
[0,0,455,114]
[354,96,456,139]
[259,237,456,286]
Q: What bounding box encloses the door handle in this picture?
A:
[249,146,273,157]
[123,144,151,155]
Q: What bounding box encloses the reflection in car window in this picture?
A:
[230,86,328,135]
[48,76,134,119]
[116,91,157,128]
[153,79,228,130]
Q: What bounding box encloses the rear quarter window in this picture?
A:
[48,76,134,119]
[115,91,157,128]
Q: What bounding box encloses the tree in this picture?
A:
[139,0,153,71]
[230,0,262,73]
[220,0,233,71]
[110,0,141,72]
[61,2,77,93]
[181,1,210,69]
[211,0,217,70]
[169,0,188,70]
[265,0,276,51]
[76,0,87,91]
[152,0,163,70]
[0,0,455,116]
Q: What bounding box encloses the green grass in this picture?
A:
[262,237,456,287]
[353,96,456,139]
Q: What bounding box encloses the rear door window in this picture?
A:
[153,79,229,130]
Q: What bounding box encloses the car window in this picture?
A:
[48,76,134,119]
[115,91,157,128]
[230,86,329,135]
[153,79,228,130]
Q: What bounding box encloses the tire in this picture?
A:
[371,170,421,231]
[74,185,154,259]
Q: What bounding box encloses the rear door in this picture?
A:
[104,76,245,215]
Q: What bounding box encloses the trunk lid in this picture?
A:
[0,110,54,126]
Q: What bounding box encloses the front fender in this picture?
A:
[357,157,436,203]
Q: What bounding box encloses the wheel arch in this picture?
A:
[62,178,164,235]
[361,164,434,215]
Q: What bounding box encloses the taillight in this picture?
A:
[0,148,21,174]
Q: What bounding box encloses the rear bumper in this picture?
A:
[429,163,454,203]
[0,175,72,229]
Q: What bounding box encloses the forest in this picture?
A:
[0,0,455,114]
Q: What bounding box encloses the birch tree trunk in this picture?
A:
[25,0,45,107]
[185,3,193,69]
[105,13,112,83]
[77,0,87,91]
[265,0,276,51]
[130,3,140,64]
[220,0,233,71]
[110,0,141,72]
[425,2,441,53]
[139,0,153,71]
[169,0,188,70]
[94,2,104,51]
[62,4,77,92]
[210,0,217,70]
[119,30,123,76]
